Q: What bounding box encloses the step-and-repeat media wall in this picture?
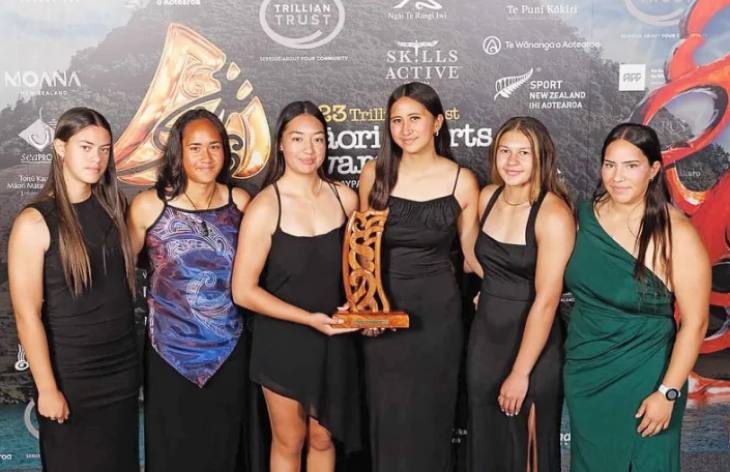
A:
[1,0,729,470]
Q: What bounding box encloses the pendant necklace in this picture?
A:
[183,187,216,237]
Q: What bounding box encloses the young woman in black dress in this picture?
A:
[358,82,481,472]
[466,117,574,472]
[232,101,361,472]
[9,107,140,472]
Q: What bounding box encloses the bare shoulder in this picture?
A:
[455,166,478,189]
[540,192,574,218]
[11,207,50,251]
[361,158,377,179]
[667,204,690,226]
[358,159,377,207]
[230,186,252,211]
[332,181,359,213]
[452,165,479,208]
[536,192,575,232]
[128,188,164,228]
[129,188,163,214]
[243,185,278,230]
[668,205,703,248]
[478,184,500,211]
[13,206,47,230]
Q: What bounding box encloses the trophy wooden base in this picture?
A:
[332,311,409,329]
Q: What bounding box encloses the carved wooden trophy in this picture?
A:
[333,208,409,329]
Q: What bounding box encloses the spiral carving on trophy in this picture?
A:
[335,209,409,329]
[344,209,391,313]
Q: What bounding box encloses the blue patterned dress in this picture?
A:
[143,187,246,472]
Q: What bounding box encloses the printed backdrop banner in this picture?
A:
[1,0,729,471]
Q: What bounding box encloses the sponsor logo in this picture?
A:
[624,0,690,27]
[4,71,81,88]
[25,401,39,439]
[259,0,345,49]
[7,175,48,195]
[389,0,445,20]
[494,69,534,100]
[485,36,600,55]
[502,39,601,52]
[0,454,13,461]
[18,109,55,152]
[19,110,55,164]
[394,0,442,10]
[386,40,461,81]
[15,344,29,371]
[4,70,82,98]
[650,118,692,135]
[482,36,502,55]
[494,68,586,109]
[619,64,646,91]
[528,76,586,109]
[505,3,578,20]
[494,67,586,110]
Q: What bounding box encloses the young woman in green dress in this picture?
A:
[563,123,710,472]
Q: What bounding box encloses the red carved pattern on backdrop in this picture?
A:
[631,0,730,400]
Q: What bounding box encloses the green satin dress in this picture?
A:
[563,200,686,472]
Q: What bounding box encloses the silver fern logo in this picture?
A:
[494,68,534,100]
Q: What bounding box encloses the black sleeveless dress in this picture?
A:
[28,196,140,472]
[466,187,564,472]
[362,168,464,472]
[249,182,361,453]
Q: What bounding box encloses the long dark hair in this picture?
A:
[262,101,331,187]
[369,82,454,210]
[154,108,232,200]
[593,123,672,287]
[491,116,572,209]
[35,107,136,296]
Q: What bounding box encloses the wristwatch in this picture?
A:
[658,384,681,402]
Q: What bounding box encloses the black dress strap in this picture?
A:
[227,185,234,205]
[525,192,547,247]
[479,186,504,229]
[328,182,348,220]
[272,182,282,231]
[451,166,462,195]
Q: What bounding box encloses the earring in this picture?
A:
[435,130,439,137]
